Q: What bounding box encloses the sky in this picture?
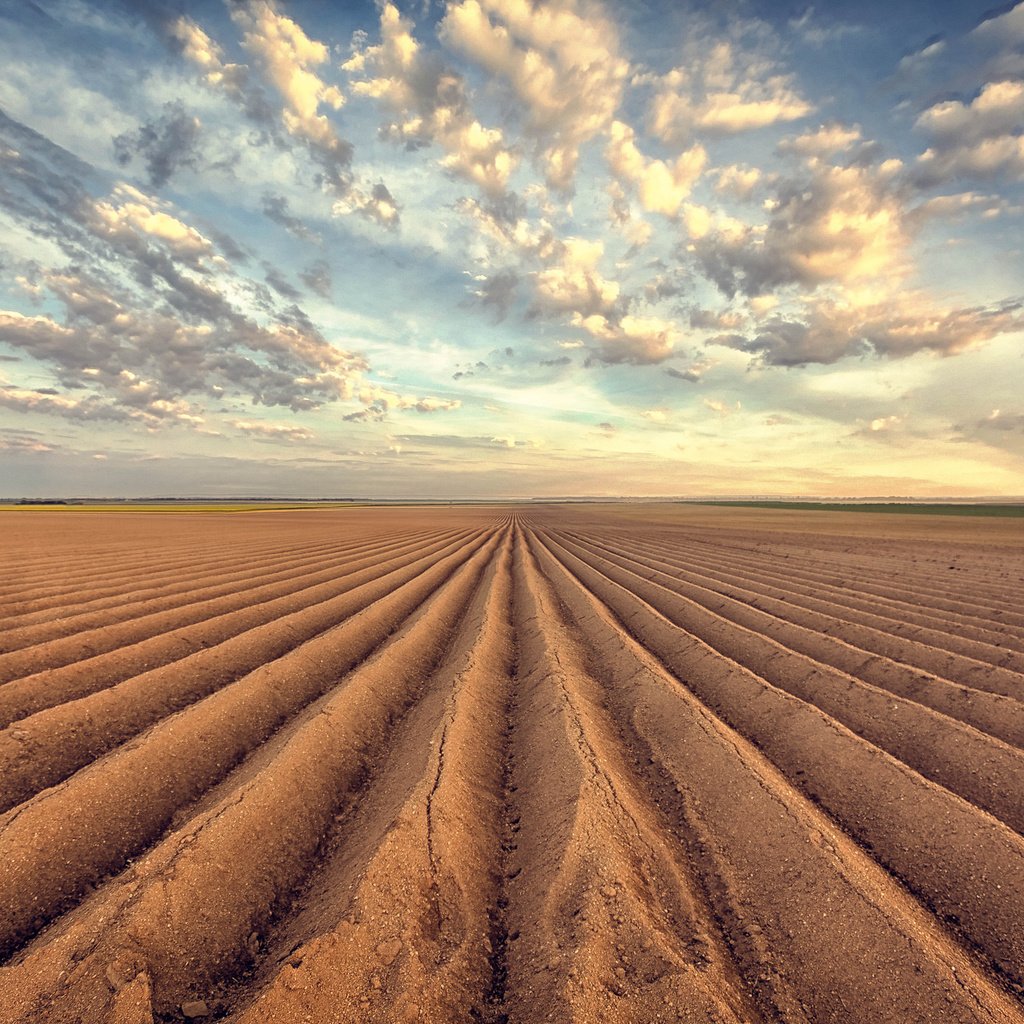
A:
[0,0,1022,498]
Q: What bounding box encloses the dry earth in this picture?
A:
[1,503,1023,1024]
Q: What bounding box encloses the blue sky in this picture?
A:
[0,0,1022,497]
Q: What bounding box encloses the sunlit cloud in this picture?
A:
[0,0,1021,497]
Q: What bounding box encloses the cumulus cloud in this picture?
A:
[344,3,516,196]
[703,398,738,416]
[0,113,455,428]
[440,0,629,190]
[913,80,1024,185]
[230,0,352,196]
[470,268,520,320]
[714,164,763,200]
[778,122,862,158]
[647,40,813,143]
[710,294,1024,366]
[572,312,681,364]
[112,100,203,188]
[174,4,358,202]
[665,356,713,382]
[261,192,320,241]
[605,120,706,218]
[973,3,1024,45]
[171,15,250,99]
[300,259,332,298]
[170,14,279,132]
[335,181,401,227]
[231,418,315,442]
[533,238,620,317]
[691,158,909,297]
[87,183,215,262]
[0,379,205,428]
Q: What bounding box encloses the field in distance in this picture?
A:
[1,503,1023,1023]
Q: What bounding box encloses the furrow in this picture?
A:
[0,528,479,726]
[226,526,517,1023]
[649,531,1024,628]
[524,526,1024,1023]
[0,525,506,1024]
[0,529,496,961]
[543,529,1024,833]
[603,526,1024,649]
[0,529,487,810]
[494,525,757,1024]
[0,528,455,636]
[557,532,1024,749]
[0,532,328,610]
[564,521,1024,627]
[577,529,1024,663]
[0,529,473,681]
[530,528,1024,996]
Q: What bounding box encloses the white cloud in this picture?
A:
[605,120,706,217]
[231,418,315,442]
[233,0,345,134]
[692,159,910,297]
[779,123,862,158]
[571,311,681,364]
[533,237,620,316]
[714,165,763,200]
[344,3,517,197]
[711,292,1024,366]
[914,80,1024,185]
[88,184,214,261]
[440,0,629,190]
[171,16,249,99]
[648,40,813,143]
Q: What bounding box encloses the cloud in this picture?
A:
[261,192,320,241]
[691,158,909,297]
[647,39,813,143]
[605,120,706,218]
[913,80,1024,185]
[0,114,456,427]
[231,418,315,442]
[0,384,131,422]
[788,8,863,47]
[573,312,681,364]
[973,3,1024,44]
[88,183,214,262]
[665,357,712,382]
[390,432,519,449]
[112,100,203,188]
[344,3,516,197]
[778,122,862,158]
[703,398,738,416]
[533,237,620,317]
[710,294,1024,366]
[714,164,763,200]
[0,428,61,455]
[440,0,629,190]
[174,4,357,202]
[0,379,205,427]
[169,14,277,131]
[470,268,519,320]
[230,0,352,196]
[263,264,301,299]
[300,259,331,297]
[897,38,946,74]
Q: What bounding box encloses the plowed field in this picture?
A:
[2,504,1023,1024]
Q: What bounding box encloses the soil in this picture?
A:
[1,503,1022,1023]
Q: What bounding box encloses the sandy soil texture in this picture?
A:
[1,503,1022,1024]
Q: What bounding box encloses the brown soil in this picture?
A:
[1,503,1023,1024]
